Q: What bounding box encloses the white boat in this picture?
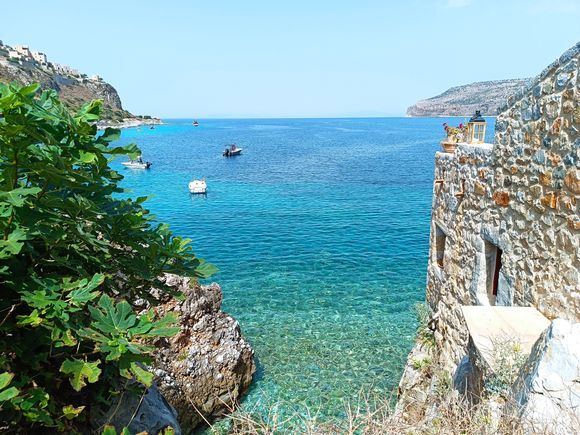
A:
[122,157,152,169]
[223,144,242,157]
[188,179,207,194]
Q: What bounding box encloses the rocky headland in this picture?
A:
[0,41,160,128]
[407,78,532,117]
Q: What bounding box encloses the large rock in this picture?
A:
[511,319,580,433]
[90,383,181,434]
[152,275,255,431]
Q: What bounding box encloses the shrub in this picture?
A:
[485,336,527,397]
[411,356,433,372]
[0,83,216,431]
[414,302,435,348]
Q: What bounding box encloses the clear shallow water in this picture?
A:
[113,117,495,418]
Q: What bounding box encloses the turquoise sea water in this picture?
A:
[113,117,495,419]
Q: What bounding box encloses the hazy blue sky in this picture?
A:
[2,0,579,118]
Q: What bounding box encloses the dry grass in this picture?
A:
[207,389,579,435]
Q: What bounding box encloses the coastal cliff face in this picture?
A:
[407,79,531,117]
[397,42,579,430]
[0,41,159,126]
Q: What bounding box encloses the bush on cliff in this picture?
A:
[0,83,216,431]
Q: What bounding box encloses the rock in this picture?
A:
[510,319,580,433]
[492,190,510,206]
[152,275,255,431]
[90,383,181,434]
[564,169,580,194]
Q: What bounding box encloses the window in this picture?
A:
[484,241,503,305]
[435,225,447,268]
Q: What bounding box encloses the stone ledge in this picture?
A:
[435,142,494,161]
[460,306,550,371]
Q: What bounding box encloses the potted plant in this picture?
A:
[441,122,467,153]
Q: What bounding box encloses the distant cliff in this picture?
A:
[407,78,532,117]
[0,41,157,125]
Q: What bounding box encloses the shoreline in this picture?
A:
[96,117,163,130]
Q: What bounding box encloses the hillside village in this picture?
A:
[0,40,101,83]
[0,41,159,128]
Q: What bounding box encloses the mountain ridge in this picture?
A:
[407,78,533,117]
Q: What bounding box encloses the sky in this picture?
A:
[2,0,579,118]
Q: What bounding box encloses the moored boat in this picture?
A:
[223,144,242,157]
[121,157,152,169]
[188,179,207,194]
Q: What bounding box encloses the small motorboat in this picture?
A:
[192,120,199,127]
[188,179,207,194]
[223,144,242,157]
[121,157,152,169]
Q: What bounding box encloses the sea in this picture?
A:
[113,117,495,421]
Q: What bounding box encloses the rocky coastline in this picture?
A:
[96,117,163,130]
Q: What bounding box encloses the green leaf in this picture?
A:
[89,295,136,334]
[194,260,219,279]
[0,372,15,390]
[62,404,85,420]
[130,363,154,387]
[0,187,42,206]
[79,151,97,163]
[67,273,104,305]
[101,425,117,435]
[98,127,121,143]
[0,372,19,402]
[60,359,101,391]
[0,386,19,402]
[0,228,28,258]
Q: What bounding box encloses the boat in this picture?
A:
[223,144,242,157]
[121,157,152,169]
[192,120,199,127]
[188,179,207,194]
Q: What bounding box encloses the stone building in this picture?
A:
[398,42,579,430]
[14,45,31,59]
[31,51,47,64]
[426,41,578,366]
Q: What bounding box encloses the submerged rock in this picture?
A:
[152,275,256,431]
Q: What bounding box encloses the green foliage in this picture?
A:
[485,337,527,397]
[411,355,433,371]
[0,82,217,431]
[414,302,435,348]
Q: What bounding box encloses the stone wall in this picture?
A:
[425,42,579,370]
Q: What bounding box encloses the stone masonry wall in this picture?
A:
[425,42,579,370]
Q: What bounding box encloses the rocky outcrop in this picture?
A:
[511,319,580,433]
[407,79,531,117]
[152,275,255,432]
[0,41,159,124]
